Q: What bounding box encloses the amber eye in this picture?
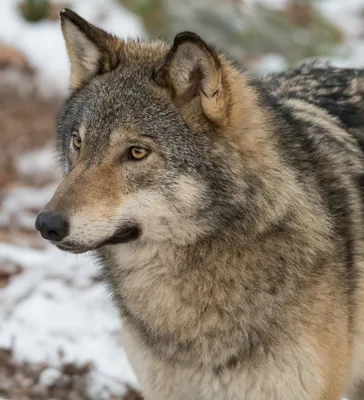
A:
[129,147,149,160]
[72,135,82,151]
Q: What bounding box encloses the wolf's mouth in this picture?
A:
[54,243,86,254]
[53,225,141,254]
[103,225,140,246]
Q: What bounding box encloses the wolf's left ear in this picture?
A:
[154,32,227,125]
[60,9,123,90]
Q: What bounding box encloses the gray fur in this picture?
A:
[36,9,364,400]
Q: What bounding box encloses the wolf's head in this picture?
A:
[36,9,288,253]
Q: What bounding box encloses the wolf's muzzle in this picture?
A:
[35,211,69,242]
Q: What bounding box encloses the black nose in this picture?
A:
[35,211,69,242]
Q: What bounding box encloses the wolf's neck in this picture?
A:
[102,239,252,364]
[100,220,329,366]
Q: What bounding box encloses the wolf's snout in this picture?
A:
[35,211,70,242]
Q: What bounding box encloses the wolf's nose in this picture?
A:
[35,211,69,242]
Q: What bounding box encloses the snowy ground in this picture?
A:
[1,0,364,399]
[0,135,140,398]
[0,1,145,398]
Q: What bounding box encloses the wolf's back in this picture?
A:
[262,61,364,140]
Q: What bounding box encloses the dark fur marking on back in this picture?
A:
[273,104,356,331]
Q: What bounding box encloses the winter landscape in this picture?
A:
[1,0,364,398]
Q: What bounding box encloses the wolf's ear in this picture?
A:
[154,32,227,125]
[60,9,123,90]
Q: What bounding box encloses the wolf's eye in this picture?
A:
[72,135,82,151]
[129,147,149,161]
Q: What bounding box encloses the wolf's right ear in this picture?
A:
[60,9,123,90]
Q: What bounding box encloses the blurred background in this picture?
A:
[0,0,363,399]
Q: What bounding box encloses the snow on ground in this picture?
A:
[0,150,139,398]
[0,0,145,97]
[0,149,137,399]
[0,1,145,397]
[0,243,138,397]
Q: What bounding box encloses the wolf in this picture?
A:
[35,8,364,400]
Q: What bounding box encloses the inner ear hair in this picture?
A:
[174,66,203,107]
[154,32,227,124]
